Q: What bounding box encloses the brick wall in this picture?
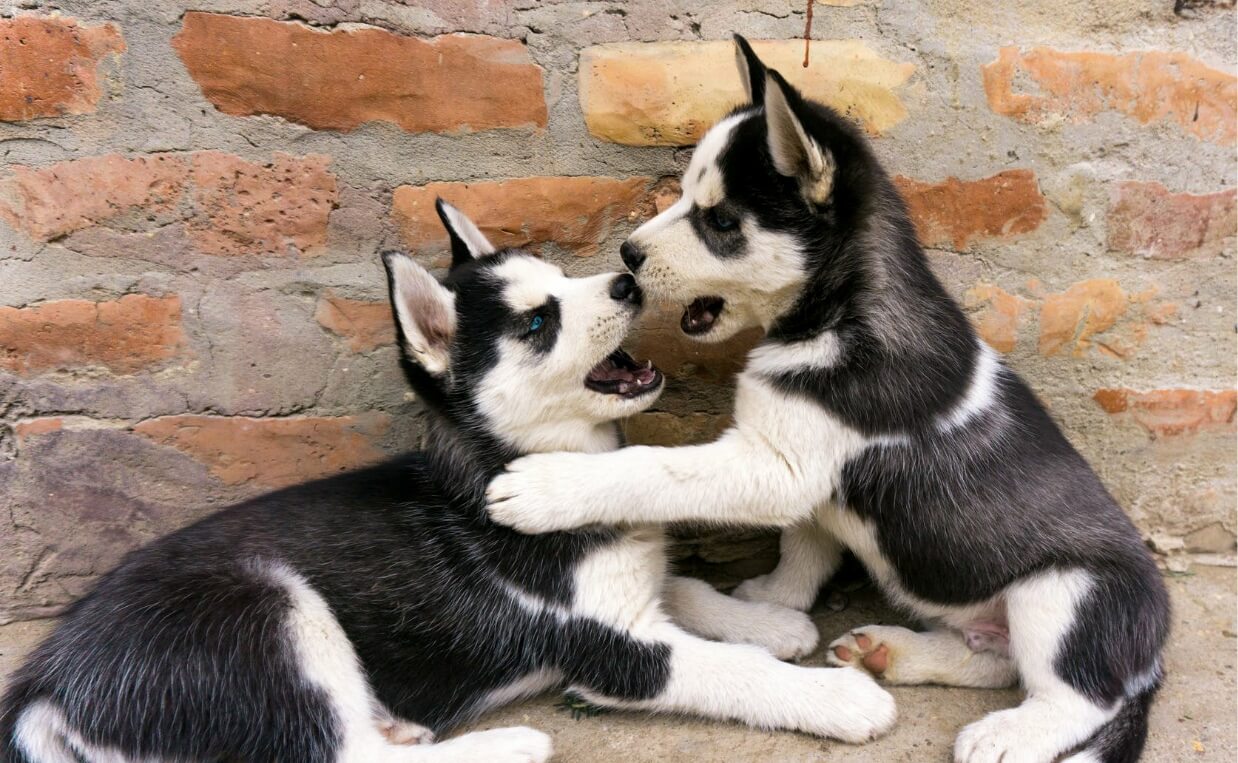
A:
[0,1,1234,624]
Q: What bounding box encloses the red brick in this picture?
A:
[0,16,124,121]
[0,295,184,376]
[628,303,760,384]
[133,413,391,488]
[983,47,1237,144]
[1107,181,1237,260]
[393,176,656,258]
[895,170,1048,250]
[314,293,395,353]
[623,411,731,447]
[1094,388,1237,438]
[12,417,63,441]
[173,13,546,134]
[0,152,337,256]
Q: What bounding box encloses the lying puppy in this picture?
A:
[1,202,894,763]
[487,37,1170,763]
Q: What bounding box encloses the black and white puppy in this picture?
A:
[1,202,896,763]
[487,37,1170,763]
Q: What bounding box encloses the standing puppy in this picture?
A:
[487,36,1170,763]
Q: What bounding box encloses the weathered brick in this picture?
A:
[1107,181,1237,260]
[12,417,63,442]
[1094,388,1237,438]
[580,40,914,146]
[0,152,337,257]
[963,284,1034,353]
[628,304,759,384]
[0,295,184,376]
[0,16,125,122]
[393,176,656,258]
[1037,280,1175,359]
[315,293,395,353]
[983,47,1238,144]
[173,13,546,134]
[133,413,391,488]
[895,170,1048,250]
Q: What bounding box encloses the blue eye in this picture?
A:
[709,207,738,231]
[528,315,544,333]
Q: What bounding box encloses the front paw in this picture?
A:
[486,454,587,534]
[742,602,819,661]
[733,574,815,612]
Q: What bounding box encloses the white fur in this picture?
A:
[764,74,835,204]
[826,626,1018,688]
[478,669,564,713]
[388,256,457,376]
[747,331,842,375]
[662,575,819,660]
[938,343,1001,432]
[732,519,843,611]
[438,200,496,259]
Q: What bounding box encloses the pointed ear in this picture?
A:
[435,198,495,269]
[382,251,456,376]
[764,71,836,205]
[733,34,767,105]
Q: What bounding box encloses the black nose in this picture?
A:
[620,241,646,272]
[609,273,641,305]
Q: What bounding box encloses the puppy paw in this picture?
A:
[740,601,820,660]
[441,726,553,763]
[826,626,905,679]
[732,574,814,612]
[378,717,434,745]
[792,667,897,743]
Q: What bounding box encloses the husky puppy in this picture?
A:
[487,37,1170,763]
[1,202,896,763]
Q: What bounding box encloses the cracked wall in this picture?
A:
[0,0,1235,623]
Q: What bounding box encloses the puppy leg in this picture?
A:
[663,575,819,660]
[954,570,1117,763]
[826,626,1017,688]
[348,727,552,763]
[574,622,896,744]
[733,520,841,611]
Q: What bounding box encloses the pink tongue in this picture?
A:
[635,366,657,384]
[592,365,634,383]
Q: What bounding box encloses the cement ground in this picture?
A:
[1,566,1233,762]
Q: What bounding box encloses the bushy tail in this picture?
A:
[0,675,33,763]
[1066,683,1158,763]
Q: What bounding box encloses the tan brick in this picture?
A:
[315,293,395,353]
[580,40,914,146]
[393,176,656,258]
[963,284,1034,353]
[895,170,1048,250]
[0,16,124,122]
[133,413,391,488]
[1107,181,1237,260]
[983,47,1237,144]
[173,13,546,134]
[1094,388,1237,438]
[0,152,337,256]
[0,295,184,376]
[628,304,760,384]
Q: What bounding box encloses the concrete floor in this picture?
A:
[1,566,1233,762]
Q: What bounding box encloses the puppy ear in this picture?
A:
[732,34,767,105]
[382,251,456,376]
[435,198,495,269]
[764,70,835,205]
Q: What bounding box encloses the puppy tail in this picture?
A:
[0,673,71,763]
[1065,680,1159,763]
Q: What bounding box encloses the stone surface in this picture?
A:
[0,295,184,376]
[579,40,915,146]
[315,293,396,353]
[393,176,656,258]
[0,152,338,257]
[3,566,1233,762]
[895,170,1048,250]
[983,47,1238,144]
[173,12,547,134]
[1094,388,1238,439]
[0,16,125,122]
[133,413,391,488]
[1107,181,1237,260]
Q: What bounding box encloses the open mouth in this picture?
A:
[681,296,725,335]
[585,349,663,398]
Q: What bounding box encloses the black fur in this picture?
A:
[706,39,1170,760]
[1,250,671,762]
